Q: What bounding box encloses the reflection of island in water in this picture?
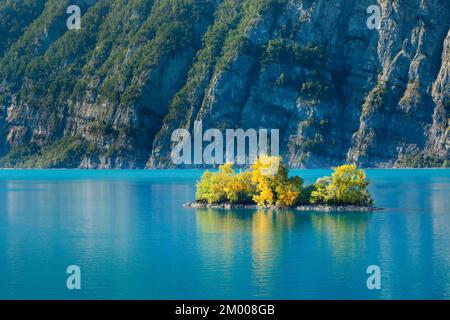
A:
[195,208,372,247]
[311,212,371,256]
[194,208,372,297]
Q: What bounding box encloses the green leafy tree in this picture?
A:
[310,177,331,204]
[311,165,373,205]
[196,164,234,204]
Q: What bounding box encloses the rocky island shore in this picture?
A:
[184,202,381,212]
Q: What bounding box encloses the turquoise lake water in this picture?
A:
[0,169,449,300]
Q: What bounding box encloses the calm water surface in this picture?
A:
[0,169,449,299]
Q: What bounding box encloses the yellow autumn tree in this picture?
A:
[251,155,278,206]
[251,156,303,207]
[275,176,303,207]
[223,171,255,204]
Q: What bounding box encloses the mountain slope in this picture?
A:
[0,0,448,168]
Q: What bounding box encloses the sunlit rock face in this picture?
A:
[0,0,448,168]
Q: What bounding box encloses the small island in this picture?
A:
[184,156,381,212]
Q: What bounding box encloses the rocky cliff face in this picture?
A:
[348,0,450,167]
[0,0,448,168]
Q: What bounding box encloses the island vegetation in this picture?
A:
[187,156,376,211]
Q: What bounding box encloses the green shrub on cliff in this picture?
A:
[0,137,96,168]
[262,39,324,68]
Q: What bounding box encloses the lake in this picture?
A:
[0,169,449,299]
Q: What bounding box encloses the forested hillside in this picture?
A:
[0,0,448,168]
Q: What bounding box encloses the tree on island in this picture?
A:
[196,156,374,207]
